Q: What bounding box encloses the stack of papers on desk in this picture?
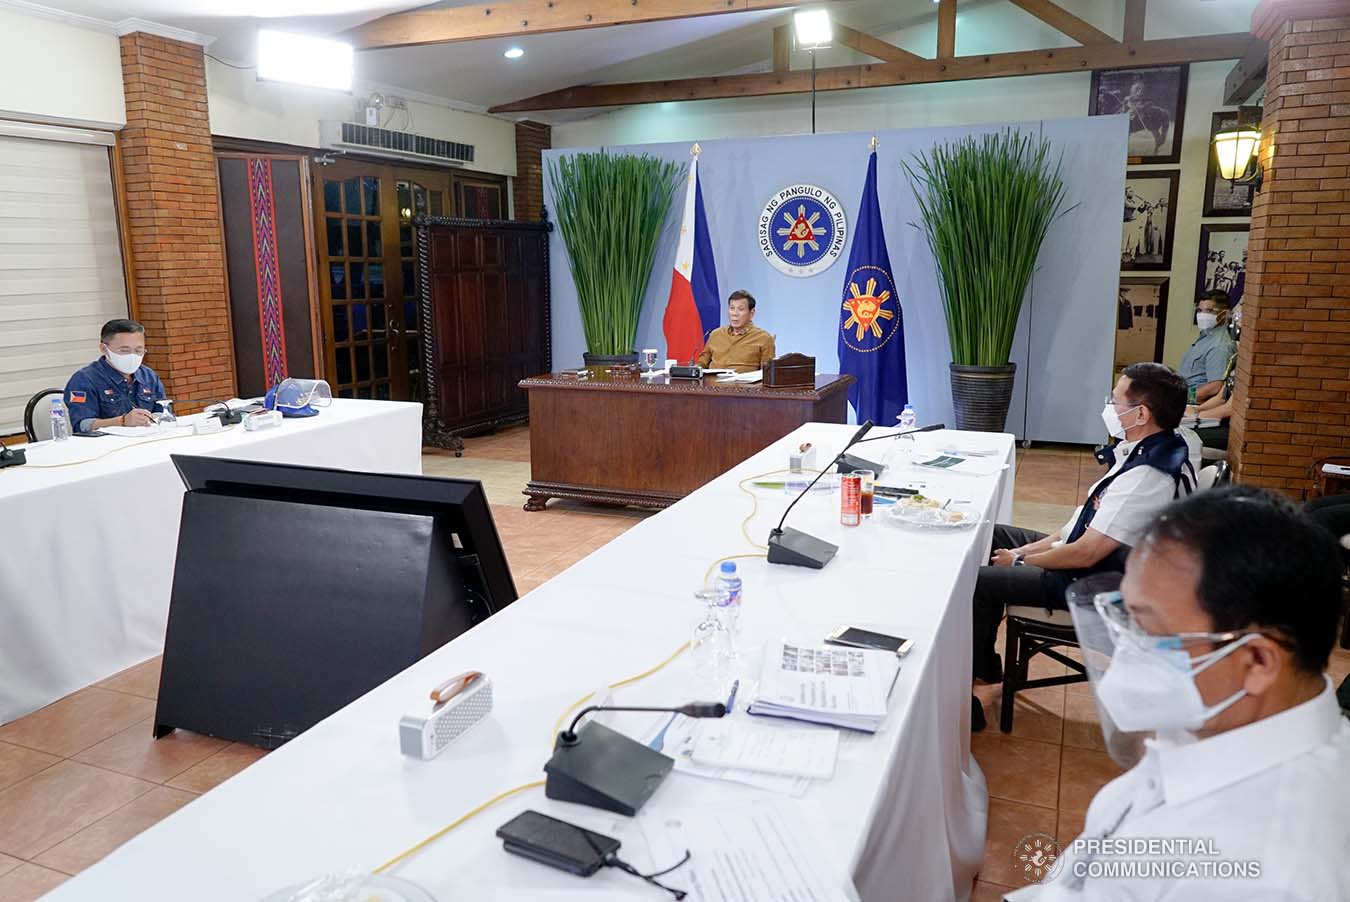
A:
[716,369,762,383]
[915,453,1006,477]
[748,640,900,733]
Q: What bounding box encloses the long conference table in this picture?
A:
[42,423,1014,902]
[0,399,424,725]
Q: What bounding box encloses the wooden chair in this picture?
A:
[999,606,1089,733]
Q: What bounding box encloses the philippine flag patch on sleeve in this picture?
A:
[69,391,87,403]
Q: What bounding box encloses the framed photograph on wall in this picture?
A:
[1196,224,1249,308]
[1121,171,1179,270]
[1203,110,1259,216]
[1115,277,1170,373]
[1090,64,1189,164]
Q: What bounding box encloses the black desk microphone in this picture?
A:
[838,422,946,473]
[766,419,874,569]
[545,700,727,816]
[0,439,26,469]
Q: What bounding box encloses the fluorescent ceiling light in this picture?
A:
[793,9,831,49]
[504,46,524,59]
[257,29,353,92]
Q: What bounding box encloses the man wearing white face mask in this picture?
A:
[971,364,1193,730]
[1009,486,1349,901]
[63,319,166,433]
[1177,291,1234,402]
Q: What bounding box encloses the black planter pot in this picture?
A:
[949,363,1017,433]
[583,351,640,367]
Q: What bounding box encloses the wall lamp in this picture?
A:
[1213,106,1263,191]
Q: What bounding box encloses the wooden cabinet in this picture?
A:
[418,217,551,449]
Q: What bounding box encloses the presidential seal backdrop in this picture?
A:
[758,184,848,278]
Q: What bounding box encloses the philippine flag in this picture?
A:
[662,151,721,366]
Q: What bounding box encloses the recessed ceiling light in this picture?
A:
[504,47,524,59]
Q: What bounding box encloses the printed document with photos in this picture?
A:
[748,641,901,732]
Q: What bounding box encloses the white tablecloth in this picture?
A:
[0,400,424,724]
[41,424,1013,902]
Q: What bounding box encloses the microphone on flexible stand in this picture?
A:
[837,422,946,474]
[0,438,26,469]
[766,419,874,570]
[545,700,728,816]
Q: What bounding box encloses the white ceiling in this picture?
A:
[12,0,1258,118]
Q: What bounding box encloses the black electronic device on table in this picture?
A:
[497,811,621,877]
[826,626,915,656]
[152,455,517,749]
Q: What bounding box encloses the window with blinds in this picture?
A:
[0,123,128,436]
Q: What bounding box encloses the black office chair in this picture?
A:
[23,388,64,442]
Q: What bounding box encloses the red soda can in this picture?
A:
[840,472,862,526]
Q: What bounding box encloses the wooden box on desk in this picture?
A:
[765,353,816,389]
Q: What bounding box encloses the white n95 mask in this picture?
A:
[1095,632,1256,733]
[1196,311,1219,331]
[105,349,144,375]
[1100,403,1138,440]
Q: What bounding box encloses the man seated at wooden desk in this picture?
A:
[696,290,777,373]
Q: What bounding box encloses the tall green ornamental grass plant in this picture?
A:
[549,151,684,357]
[903,129,1071,367]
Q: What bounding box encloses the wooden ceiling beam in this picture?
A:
[772,24,790,73]
[488,32,1253,112]
[348,0,816,51]
[1008,0,1116,45]
[937,0,956,59]
[834,24,924,64]
[1224,38,1269,105]
[1123,0,1146,43]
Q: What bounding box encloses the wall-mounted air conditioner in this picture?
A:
[318,121,474,167]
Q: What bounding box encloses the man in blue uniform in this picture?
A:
[64,319,166,433]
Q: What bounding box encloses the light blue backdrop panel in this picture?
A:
[543,114,1126,444]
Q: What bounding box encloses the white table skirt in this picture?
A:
[41,424,1013,902]
[0,399,424,724]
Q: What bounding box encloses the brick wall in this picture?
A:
[119,32,235,408]
[1228,4,1350,495]
[513,120,552,222]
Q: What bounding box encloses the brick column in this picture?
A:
[1228,1,1350,495]
[513,120,552,222]
[119,32,235,408]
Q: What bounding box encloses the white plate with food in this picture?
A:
[886,494,980,529]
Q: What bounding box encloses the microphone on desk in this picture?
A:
[766,419,875,570]
[545,701,728,816]
[837,422,946,474]
[0,438,26,469]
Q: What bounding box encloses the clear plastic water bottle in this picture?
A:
[715,562,743,636]
[899,403,918,431]
[49,398,71,442]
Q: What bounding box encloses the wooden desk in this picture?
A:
[519,371,854,510]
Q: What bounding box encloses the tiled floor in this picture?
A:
[3,429,1346,902]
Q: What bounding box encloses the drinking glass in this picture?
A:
[154,399,176,426]
[854,468,876,519]
[641,348,659,374]
[691,589,734,686]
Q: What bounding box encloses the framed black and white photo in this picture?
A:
[1204,110,1259,217]
[1090,64,1189,164]
[1121,171,1179,271]
[1115,277,1170,373]
[1196,224,1248,307]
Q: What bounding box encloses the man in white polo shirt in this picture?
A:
[1008,486,1349,901]
[971,363,1195,731]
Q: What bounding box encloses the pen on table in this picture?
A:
[725,679,740,714]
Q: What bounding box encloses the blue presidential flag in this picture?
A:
[838,149,907,423]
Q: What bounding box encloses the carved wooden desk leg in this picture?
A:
[523,492,550,512]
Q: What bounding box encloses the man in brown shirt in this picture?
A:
[696,290,776,373]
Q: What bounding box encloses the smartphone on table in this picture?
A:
[826,626,914,656]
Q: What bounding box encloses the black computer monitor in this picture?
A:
[153,455,517,748]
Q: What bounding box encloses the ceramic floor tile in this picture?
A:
[978,796,1058,888]
[0,744,60,795]
[1061,692,1107,753]
[0,760,154,860]
[94,657,162,700]
[972,880,1017,902]
[1057,808,1088,847]
[0,854,18,879]
[1059,747,1126,815]
[165,743,267,794]
[0,863,68,902]
[975,685,1065,745]
[73,720,228,784]
[971,734,1060,809]
[32,786,197,875]
[0,689,156,759]
[1008,502,1075,537]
